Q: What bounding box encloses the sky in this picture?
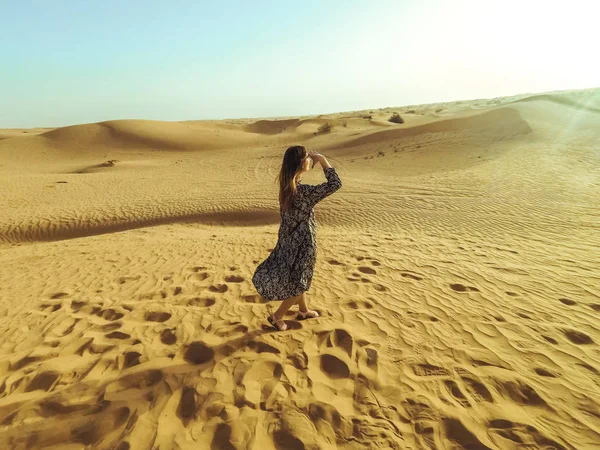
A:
[1,0,598,128]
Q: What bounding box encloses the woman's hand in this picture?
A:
[308,151,324,163]
[309,151,332,169]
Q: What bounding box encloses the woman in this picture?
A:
[252,145,342,331]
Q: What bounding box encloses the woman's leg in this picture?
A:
[297,293,319,318]
[297,293,309,313]
[273,293,301,320]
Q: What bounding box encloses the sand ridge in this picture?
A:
[0,88,599,449]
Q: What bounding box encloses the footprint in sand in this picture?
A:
[411,363,450,377]
[115,372,163,399]
[246,339,280,354]
[25,371,60,393]
[193,272,210,281]
[70,300,87,312]
[358,266,376,275]
[50,292,69,299]
[230,358,284,410]
[563,329,593,345]
[559,298,576,306]
[224,275,244,283]
[139,286,184,301]
[183,341,215,364]
[144,311,172,322]
[39,303,62,313]
[187,297,215,307]
[342,299,374,310]
[161,329,177,345]
[99,322,122,333]
[401,272,423,281]
[442,418,494,449]
[316,328,377,381]
[318,328,354,358]
[105,331,130,340]
[52,317,80,337]
[449,283,479,293]
[494,380,549,408]
[320,353,350,379]
[208,321,249,337]
[327,259,343,265]
[361,347,378,373]
[209,284,228,293]
[542,335,558,345]
[177,386,197,424]
[243,294,268,304]
[11,355,42,371]
[190,267,210,281]
[209,424,243,449]
[577,363,599,376]
[488,419,567,449]
[512,339,536,349]
[122,351,142,369]
[443,380,471,407]
[94,308,125,321]
[87,341,115,355]
[462,376,494,403]
[118,275,140,285]
[534,367,558,378]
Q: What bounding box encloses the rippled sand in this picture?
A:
[1,88,599,449]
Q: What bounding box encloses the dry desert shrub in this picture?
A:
[388,112,404,124]
[317,122,333,134]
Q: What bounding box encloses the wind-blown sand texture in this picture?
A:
[0,88,599,449]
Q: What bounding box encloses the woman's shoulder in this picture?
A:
[294,184,312,202]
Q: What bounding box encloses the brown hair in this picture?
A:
[276,145,307,212]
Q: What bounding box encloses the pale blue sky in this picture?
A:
[1,0,598,127]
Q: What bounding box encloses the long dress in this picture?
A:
[252,167,342,300]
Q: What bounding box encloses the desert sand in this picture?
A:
[0,88,599,449]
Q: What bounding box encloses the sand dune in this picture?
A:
[513,90,600,112]
[328,107,532,149]
[245,118,351,136]
[0,88,599,449]
[245,119,302,135]
[41,119,265,152]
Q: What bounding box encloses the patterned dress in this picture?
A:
[252,167,342,300]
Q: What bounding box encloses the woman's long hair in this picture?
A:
[276,145,307,212]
